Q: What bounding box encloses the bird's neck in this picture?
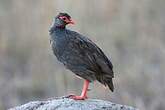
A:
[55,25,66,29]
[49,25,66,34]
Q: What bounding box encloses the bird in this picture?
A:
[49,13,114,100]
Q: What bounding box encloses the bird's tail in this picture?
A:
[96,73,114,92]
[104,78,114,92]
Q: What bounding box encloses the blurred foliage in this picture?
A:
[0,0,165,110]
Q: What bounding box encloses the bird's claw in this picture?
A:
[66,94,88,100]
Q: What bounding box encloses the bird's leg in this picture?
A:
[69,80,89,100]
[80,80,89,98]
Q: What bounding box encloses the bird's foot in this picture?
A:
[66,94,88,100]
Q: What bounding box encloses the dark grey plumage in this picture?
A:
[49,13,114,92]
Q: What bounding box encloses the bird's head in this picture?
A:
[52,13,75,28]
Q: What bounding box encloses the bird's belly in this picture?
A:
[51,40,96,81]
[51,41,66,61]
[59,50,96,81]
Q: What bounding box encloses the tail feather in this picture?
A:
[106,79,114,92]
[96,72,114,92]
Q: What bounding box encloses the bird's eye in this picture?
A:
[63,18,66,20]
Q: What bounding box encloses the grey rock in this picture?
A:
[9,97,138,110]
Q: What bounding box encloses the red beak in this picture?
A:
[68,19,75,24]
[59,16,75,25]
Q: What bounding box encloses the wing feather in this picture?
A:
[67,31,114,78]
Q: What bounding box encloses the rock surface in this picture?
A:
[9,97,138,110]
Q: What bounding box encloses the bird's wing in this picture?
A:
[67,31,114,78]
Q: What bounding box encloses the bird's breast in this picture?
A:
[51,34,69,61]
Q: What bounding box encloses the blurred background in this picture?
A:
[0,0,165,110]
